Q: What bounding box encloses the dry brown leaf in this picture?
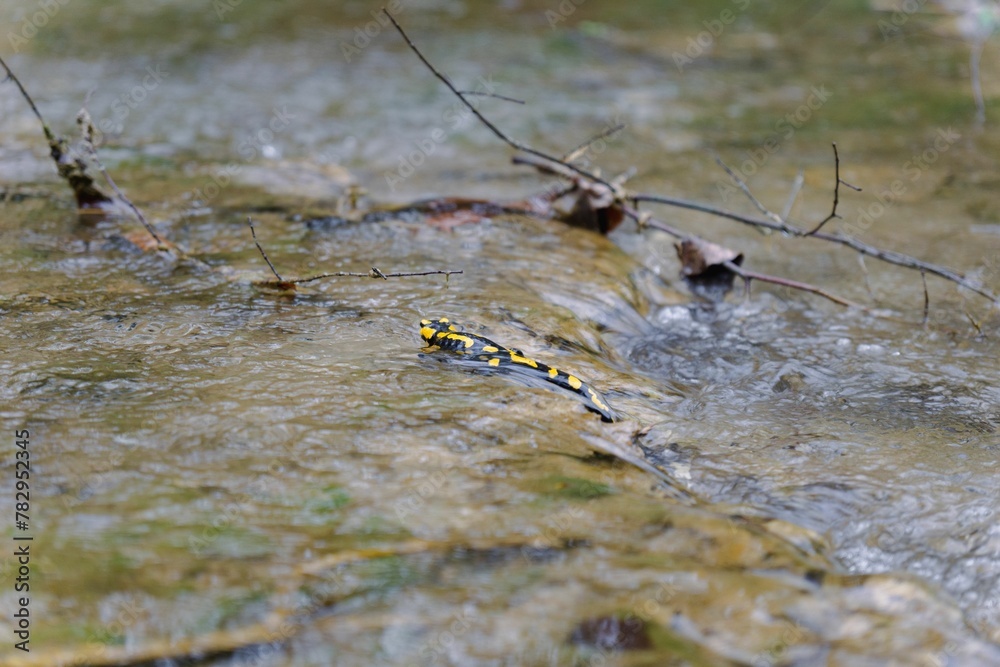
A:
[675,237,743,277]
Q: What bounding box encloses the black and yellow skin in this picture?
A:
[419,317,617,422]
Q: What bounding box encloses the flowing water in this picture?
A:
[1,1,999,665]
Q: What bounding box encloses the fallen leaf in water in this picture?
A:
[675,237,743,301]
[560,181,625,234]
[675,237,742,277]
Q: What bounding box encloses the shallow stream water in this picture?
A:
[1,1,999,665]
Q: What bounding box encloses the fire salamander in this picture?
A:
[419,317,617,422]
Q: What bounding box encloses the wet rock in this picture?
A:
[569,615,653,651]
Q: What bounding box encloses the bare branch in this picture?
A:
[288,268,461,285]
[921,270,930,326]
[781,169,805,222]
[858,254,877,302]
[0,55,55,143]
[723,260,861,309]
[383,14,998,310]
[456,90,525,104]
[563,122,626,163]
[965,310,985,337]
[383,8,618,192]
[714,155,785,228]
[630,191,999,305]
[0,55,111,208]
[806,143,860,235]
[246,220,460,287]
[76,107,166,247]
[248,217,283,282]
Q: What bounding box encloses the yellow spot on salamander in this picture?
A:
[445,333,475,348]
[420,326,436,342]
[509,353,538,368]
[420,319,431,326]
[548,368,558,378]
[482,345,499,353]
[588,388,610,411]
[488,357,500,367]
[567,375,582,390]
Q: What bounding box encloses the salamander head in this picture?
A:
[420,317,459,345]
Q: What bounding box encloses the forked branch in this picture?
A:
[381,12,998,310]
[247,218,462,289]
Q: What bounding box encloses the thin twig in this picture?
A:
[965,310,985,337]
[806,143,860,235]
[289,268,462,285]
[456,90,525,104]
[714,155,785,227]
[858,253,876,302]
[921,270,930,326]
[0,55,55,143]
[623,206,684,239]
[563,122,626,163]
[781,169,805,221]
[383,8,618,193]
[76,107,166,246]
[971,39,986,126]
[723,260,861,309]
[247,218,460,286]
[248,217,283,282]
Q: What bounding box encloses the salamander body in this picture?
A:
[419,317,617,422]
